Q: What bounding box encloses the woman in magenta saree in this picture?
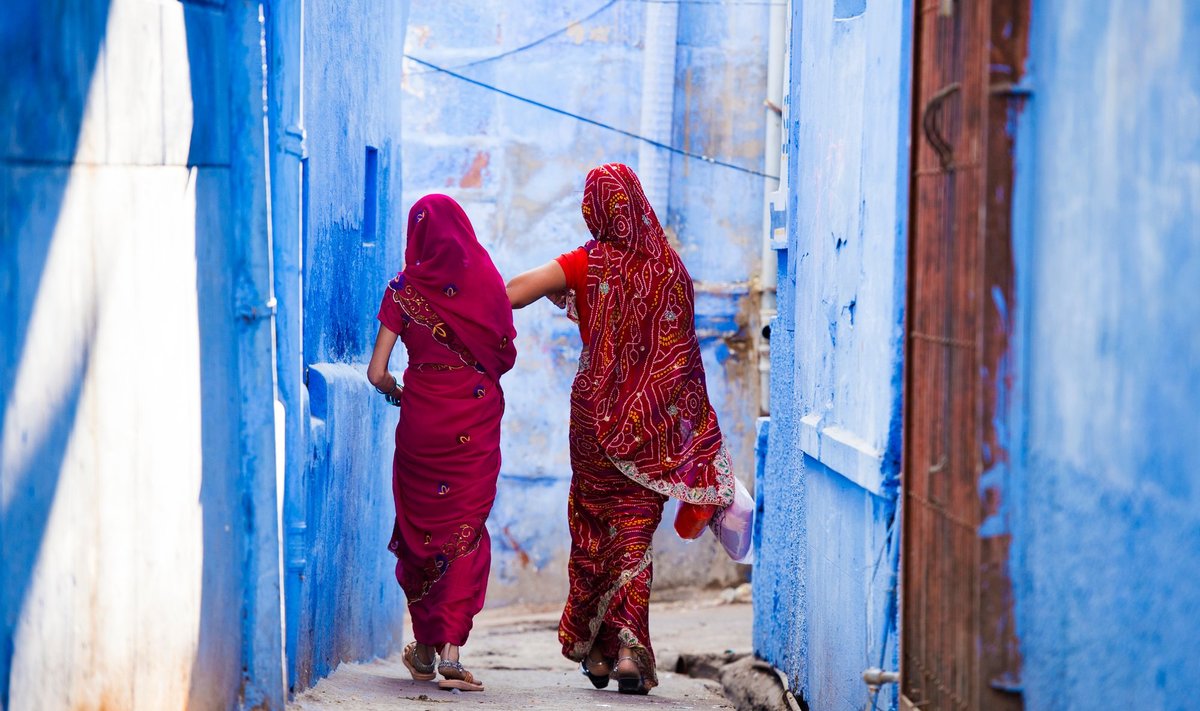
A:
[367,194,516,692]
[507,164,735,694]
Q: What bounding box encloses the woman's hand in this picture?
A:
[367,324,402,406]
[506,260,568,309]
[372,370,403,407]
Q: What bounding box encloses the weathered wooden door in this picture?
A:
[901,1,1029,709]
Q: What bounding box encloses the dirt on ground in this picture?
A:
[289,588,756,711]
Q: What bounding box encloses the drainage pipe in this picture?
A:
[757,1,787,414]
[636,0,680,214]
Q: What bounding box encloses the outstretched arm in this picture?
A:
[506,260,568,309]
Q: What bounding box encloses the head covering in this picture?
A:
[397,194,516,379]
[574,163,733,506]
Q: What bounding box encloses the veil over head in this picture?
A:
[395,194,516,379]
[573,164,733,506]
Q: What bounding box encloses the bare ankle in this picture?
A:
[616,647,639,674]
[586,649,611,673]
[415,643,434,665]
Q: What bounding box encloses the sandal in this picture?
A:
[437,658,485,692]
[402,641,436,682]
[580,656,612,689]
[615,655,649,695]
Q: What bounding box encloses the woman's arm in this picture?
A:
[506,260,568,309]
[367,324,402,402]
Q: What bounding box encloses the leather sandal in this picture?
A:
[615,655,649,695]
[402,641,436,682]
[437,658,484,692]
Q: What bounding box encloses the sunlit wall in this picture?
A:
[0,1,273,708]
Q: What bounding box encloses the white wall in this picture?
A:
[1,1,272,708]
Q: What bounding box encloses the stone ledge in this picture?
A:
[796,413,886,496]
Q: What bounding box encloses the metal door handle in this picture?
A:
[921,82,960,171]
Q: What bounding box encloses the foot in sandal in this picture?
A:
[402,641,436,682]
[437,644,484,692]
[614,647,649,695]
[581,647,612,689]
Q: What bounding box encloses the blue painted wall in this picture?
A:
[1,0,283,708]
[756,1,1200,710]
[1013,2,1200,707]
[1,0,416,706]
[401,0,770,606]
[753,1,911,710]
[268,0,413,693]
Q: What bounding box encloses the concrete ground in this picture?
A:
[289,588,753,711]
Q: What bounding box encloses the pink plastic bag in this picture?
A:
[709,477,755,563]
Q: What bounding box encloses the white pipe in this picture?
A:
[758,1,788,415]
[637,1,679,214]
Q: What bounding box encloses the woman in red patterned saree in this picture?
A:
[367,194,516,692]
[506,163,734,694]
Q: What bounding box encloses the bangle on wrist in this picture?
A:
[374,374,396,395]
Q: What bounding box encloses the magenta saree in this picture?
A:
[377,194,516,647]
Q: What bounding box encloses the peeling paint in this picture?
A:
[457,150,490,189]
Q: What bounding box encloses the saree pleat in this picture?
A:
[558,409,665,688]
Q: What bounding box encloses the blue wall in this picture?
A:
[1013,2,1200,707]
[401,1,770,603]
[1,1,283,708]
[269,0,412,693]
[753,1,911,709]
[1,0,416,706]
[756,1,1200,710]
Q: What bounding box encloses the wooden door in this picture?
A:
[901,1,1030,708]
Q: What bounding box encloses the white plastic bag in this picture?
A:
[709,477,755,563]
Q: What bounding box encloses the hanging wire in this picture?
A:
[404,54,779,180]
[406,1,620,76]
[406,0,781,77]
[625,0,785,5]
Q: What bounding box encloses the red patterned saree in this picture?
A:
[557,164,735,687]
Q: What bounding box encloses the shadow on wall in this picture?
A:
[0,2,256,707]
[0,1,111,704]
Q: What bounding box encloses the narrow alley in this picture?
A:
[3,1,1198,710]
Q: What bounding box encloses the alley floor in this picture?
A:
[289,589,752,710]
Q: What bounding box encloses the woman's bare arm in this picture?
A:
[367,324,401,393]
[506,260,568,309]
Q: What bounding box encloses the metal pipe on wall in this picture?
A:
[757,1,788,415]
[229,2,286,705]
[265,0,308,692]
[637,0,680,214]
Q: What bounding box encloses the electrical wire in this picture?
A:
[406,0,782,78]
[624,0,785,5]
[404,54,778,180]
[406,1,620,76]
